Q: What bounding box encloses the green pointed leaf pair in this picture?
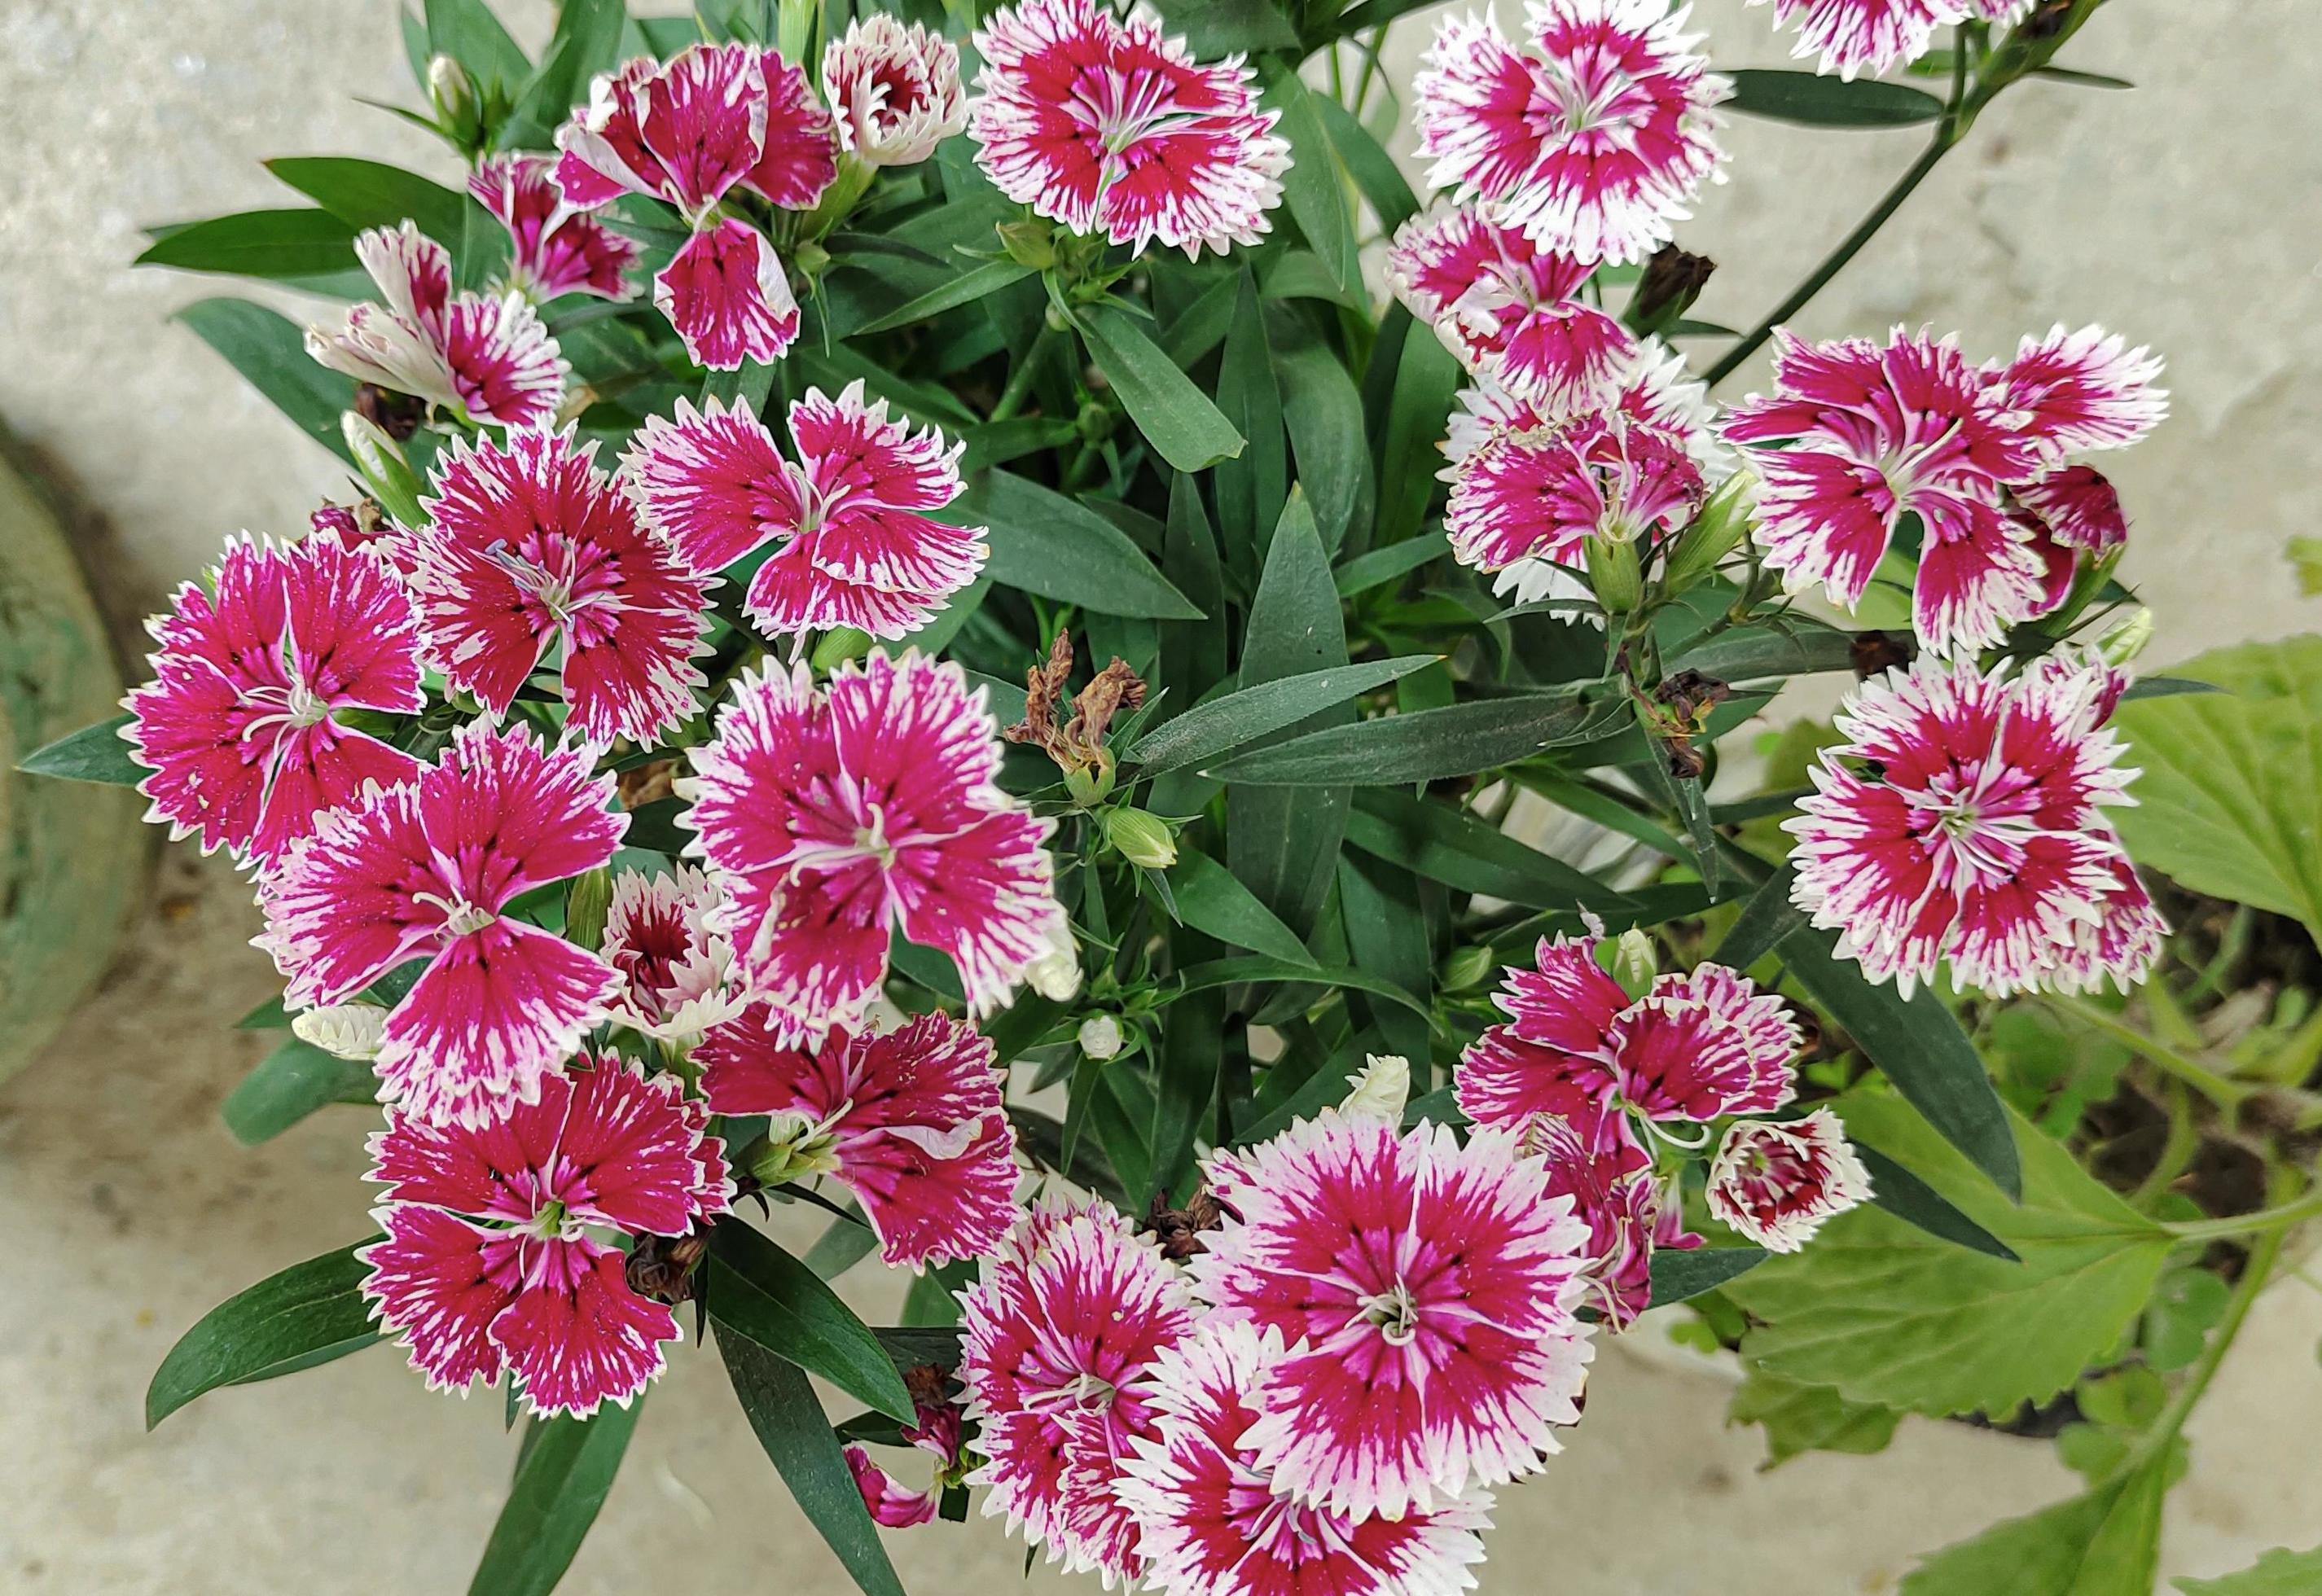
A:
[146,1240,384,1429]
[16,712,141,785]
[1125,656,1441,775]
[467,1400,643,1596]
[955,471,1204,620]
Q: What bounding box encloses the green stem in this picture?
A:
[2126,1226,2281,1472]
[2040,993,2251,1111]
[2164,1186,2322,1246]
[989,326,1057,422]
[1351,26,1385,116]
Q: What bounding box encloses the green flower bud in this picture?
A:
[998,219,1060,271]
[1103,806,1177,869]
[1611,927,1658,1000]
[1661,471,1757,593]
[2098,607,2154,667]
[1078,1014,1124,1061]
[810,626,875,672]
[564,866,613,954]
[1586,533,1643,617]
[1063,748,1117,807]
[342,411,427,528]
[426,55,483,148]
[1442,945,1496,992]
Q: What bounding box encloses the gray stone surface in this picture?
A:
[5,2,2322,1592]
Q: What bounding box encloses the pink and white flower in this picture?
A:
[968,0,1291,259]
[306,221,565,429]
[960,1201,1194,1584]
[2050,854,2167,998]
[125,535,423,863]
[1724,327,2045,656]
[1415,0,1729,265]
[1386,202,1637,410]
[468,153,639,301]
[553,44,837,368]
[257,721,625,1127]
[823,15,968,167]
[358,1054,730,1416]
[405,428,709,747]
[600,865,744,1041]
[1533,1106,1699,1330]
[1784,652,2153,997]
[624,383,986,641]
[679,650,1061,1031]
[845,1387,968,1528]
[1992,323,2167,463]
[2016,464,2129,559]
[1117,1322,1496,1596]
[1457,936,1800,1135]
[1189,1113,1594,1521]
[1705,1108,1872,1253]
[696,1006,1017,1268]
[1749,0,1966,81]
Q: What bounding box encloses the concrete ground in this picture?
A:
[4,1,2321,1591]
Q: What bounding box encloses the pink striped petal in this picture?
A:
[2017,463,2128,555]
[492,1235,679,1416]
[1996,323,2167,462]
[2050,853,2166,997]
[969,0,1290,259]
[554,58,665,210]
[1192,1116,1593,1521]
[1416,0,1729,265]
[1118,1322,1495,1596]
[558,43,768,216]
[358,1204,522,1394]
[602,866,744,1040]
[847,1446,941,1528]
[655,218,801,370]
[1749,0,1960,81]
[743,47,841,207]
[1609,962,1800,1121]
[698,1007,1016,1268]
[623,397,807,576]
[1706,1109,1872,1253]
[1532,1107,1687,1331]
[470,153,639,301]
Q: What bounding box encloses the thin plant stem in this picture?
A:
[2124,1226,2283,1475]
[1352,26,1385,117]
[989,325,1057,422]
[2164,1186,2322,1247]
[2040,993,2251,1112]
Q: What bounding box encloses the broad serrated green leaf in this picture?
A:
[705,1221,915,1423]
[1725,1093,2171,1418]
[467,1401,643,1596]
[955,471,1203,620]
[2110,637,2322,939]
[1127,656,1439,774]
[220,1037,379,1145]
[1167,850,1319,966]
[138,209,360,279]
[16,712,141,785]
[1345,786,1629,910]
[2177,1544,2322,1594]
[1727,1370,1902,1469]
[1727,68,1947,127]
[1229,495,1351,936]
[266,157,469,243]
[1903,1456,2168,1594]
[718,1331,907,1596]
[176,299,359,463]
[147,1240,384,1427]
[1208,692,1601,786]
[1076,304,1246,471]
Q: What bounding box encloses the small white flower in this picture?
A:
[292,1003,388,1061]
[1078,1014,1124,1061]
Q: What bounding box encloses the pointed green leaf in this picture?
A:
[1076,304,1245,471]
[498,0,627,147]
[1167,851,1318,966]
[1374,323,1463,547]
[175,299,359,463]
[138,209,360,279]
[1173,958,1436,1026]
[1126,656,1440,775]
[849,258,1033,335]
[1260,65,1360,299]
[1903,1455,2168,1594]
[221,1037,379,1146]
[1346,787,1630,911]
[266,157,469,243]
[1724,1094,2171,1418]
[466,1401,643,1596]
[1214,272,1287,559]
[1310,90,1420,231]
[1207,692,1602,786]
[705,1221,915,1422]
[1648,1247,1767,1307]
[1271,307,1375,555]
[1855,1142,2020,1261]
[1727,69,1947,128]
[16,712,141,785]
[956,471,1203,620]
[147,1240,384,1427]
[717,1331,906,1596]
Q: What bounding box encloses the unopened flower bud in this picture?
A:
[1103,806,1176,870]
[998,219,1060,271]
[1340,1054,1410,1124]
[1024,920,1083,1002]
[564,867,612,954]
[1661,471,1757,594]
[1626,244,1715,337]
[1062,749,1117,807]
[2097,607,2154,666]
[1611,928,1658,999]
[1585,533,1643,616]
[342,411,426,528]
[1078,1014,1124,1061]
[293,1004,388,1061]
[1442,945,1496,992]
[426,55,483,147]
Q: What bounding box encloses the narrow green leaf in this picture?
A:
[2030,65,2135,91]
[1648,1247,1767,1306]
[705,1221,915,1423]
[1207,692,1602,786]
[1150,983,1224,1200]
[955,471,1203,620]
[1174,958,1435,1027]
[1260,64,1360,299]
[1160,472,1229,708]
[498,0,626,147]
[1076,304,1246,471]
[1334,532,1446,597]
[1346,787,1630,911]
[1374,328,1464,546]
[138,209,359,279]
[1146,0,1298,54]
[1727,69,1947,128]
[1126,656,1439,775]
[221,1037,378,1146]
[1714,861,1811,971]
[1214,272,1287,559]
[1337,853,1433,1063]
[466,1401,643,1596]
[718,1332,907,1596]
[1855,1142,2021,1262]
[1271,308,1375,556]
[1167,851,1319,966]
[849,258,1032,335]
[266,157,469,243]
[1309,90,1420,231]
[236,993,292,1030]
[2119,675,2223,701]
[147,1240,383,1427]
[15,712,141,785]
[175,299,359,463]
[1670,618,1887,682]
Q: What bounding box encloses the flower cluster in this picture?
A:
[1753,0,2036,81]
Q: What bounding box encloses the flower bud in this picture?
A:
[1625,244,1715,337]
[810,626,875,672]
[426,55,483,147]
[1585,532,1643,617]
[1611,928,1658,999]
[1078,1014,1124,1061]
[564,867,612,954]
[342,411,426,528]
[1442,945,1496,992]
[1661,471,1757,594]
[1024,919,1083,1002]
[998,219,1060,272]
[1061,749,1117,807]
[2097,606,2154,667]
[1103,806,1177,870]
[1341,1054,1411,1124]
[292,1003,388,1061]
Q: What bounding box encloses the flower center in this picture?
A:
[415,892,498,938]
[1359,1280,1423,1347]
